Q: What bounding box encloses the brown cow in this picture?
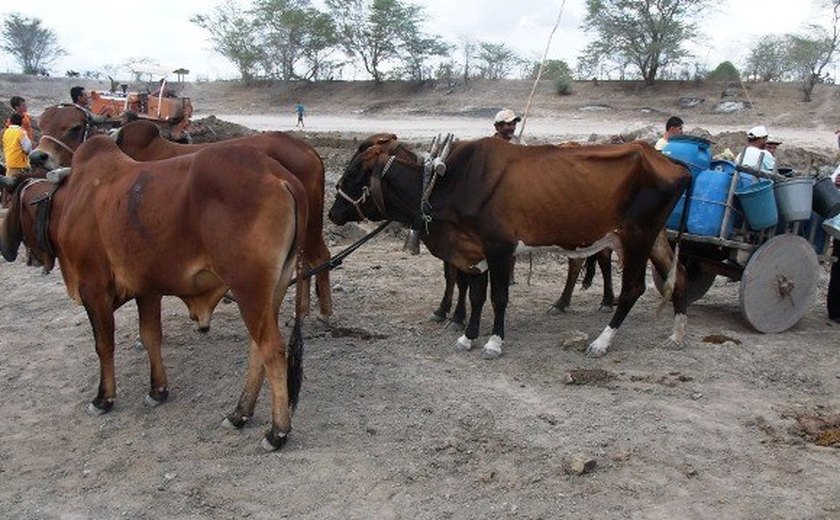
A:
[29,110,332,322]
[351,133,615,328]
[329,137,689,358]
[1,136,308,450]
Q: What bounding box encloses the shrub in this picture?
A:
[706,61,741,82]
[554,75,573,96]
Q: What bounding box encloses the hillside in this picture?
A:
[3,73,838,131]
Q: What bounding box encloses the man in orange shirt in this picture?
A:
[7,96,34,139]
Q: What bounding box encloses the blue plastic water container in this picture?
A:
[735,179,778,230]
[662,135,713,175]
[687,169,733,237]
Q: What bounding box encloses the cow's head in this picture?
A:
[29,105,94,170]
[329,144,391,225]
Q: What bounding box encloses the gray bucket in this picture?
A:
[773,177,813,222]
[812,177,840,218]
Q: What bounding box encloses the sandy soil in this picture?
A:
[1,75,839,519]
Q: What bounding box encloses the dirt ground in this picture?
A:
[1,75,839,519]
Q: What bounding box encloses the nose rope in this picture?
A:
[38,134,77,156]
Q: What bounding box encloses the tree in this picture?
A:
[581,0,708,86]
[191,4,263,81]
[744,35,791,82]
[252,0,338,81]
[326,0,440,83]
[706,61,740,82]
[1,13,66,75]
[786,0,840,101]
[474,42,520,79]
[526,59,572,81]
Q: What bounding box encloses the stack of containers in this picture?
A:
[661,135,713,230]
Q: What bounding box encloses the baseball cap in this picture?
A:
[747,126,769,139]
[494,109,521,124]
[766,137,782,145]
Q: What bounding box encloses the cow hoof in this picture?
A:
[144,388,169,408]
[598,305,614,313]
[444,319,465,331]
[481,335,503,359]
[663,337,686,350]
[430,311,447,323]
[546,305,566,315]
[584,343,607,358]
[133,339,145,351]
[222,414,250,430]
[454,335,473,352]
[316,313,331,326]
[196,325,210,334]
[86,401,112,416]
[261,429,289,451]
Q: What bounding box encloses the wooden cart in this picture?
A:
[652,164,835,333]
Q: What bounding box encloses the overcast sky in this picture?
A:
[1,0,830,81]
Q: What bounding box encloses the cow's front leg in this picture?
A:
[482,255,513,359]
[83,294,117,415]
[136,295,168,407]
[454,271,488,352]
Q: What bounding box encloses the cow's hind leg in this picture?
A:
[447,269,469,330]
[82,292,118,415]
[454,271,488,352]
[136,295,169,406]
[649,233,688,349]
[586,245,648,358]
[550,257,584,313]
[223,339,265,429]
[310,235,333,322]
[596,250,615,310]
[432,261,457,322]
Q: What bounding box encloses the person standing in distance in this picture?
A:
[654,116,684,151]
[493,109,525,144]
[295,101,305,128]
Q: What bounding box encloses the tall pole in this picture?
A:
[518,1,566,139]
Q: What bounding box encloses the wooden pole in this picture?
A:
[518,1,566,140]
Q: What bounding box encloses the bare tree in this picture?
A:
[744,35,791,82]
[788,0,840,101]
[474,42,520,79]
[1,13,65,75]
[581,0,708,86]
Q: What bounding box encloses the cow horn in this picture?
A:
[46,167,72,184]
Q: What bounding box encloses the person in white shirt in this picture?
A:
[736,125,775,173]
[654,116,684,151]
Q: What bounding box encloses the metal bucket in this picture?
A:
[812,177,840,218]
[773,177,813,222]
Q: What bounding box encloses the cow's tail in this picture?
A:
[287,178,309,411]
[656,164,692,315]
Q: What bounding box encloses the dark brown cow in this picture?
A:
[329,137,690,358]
[1,136,308,450]
[29,110,332,321]
[351,133,615,328]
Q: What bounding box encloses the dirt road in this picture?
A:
[1,106,839,517]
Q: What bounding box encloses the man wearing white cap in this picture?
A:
[736,125,775,173]
[493,108,525,145]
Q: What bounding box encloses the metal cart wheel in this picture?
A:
[652,258,717,304]
[739,234,819,333]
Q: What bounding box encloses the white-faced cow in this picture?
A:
[1,136,308,450]
[329,137,690,358]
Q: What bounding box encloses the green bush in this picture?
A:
[554,75,573,96]
[706,61,740,82]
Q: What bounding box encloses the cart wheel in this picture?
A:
[652,259,716,304]
[739,234,818,333]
